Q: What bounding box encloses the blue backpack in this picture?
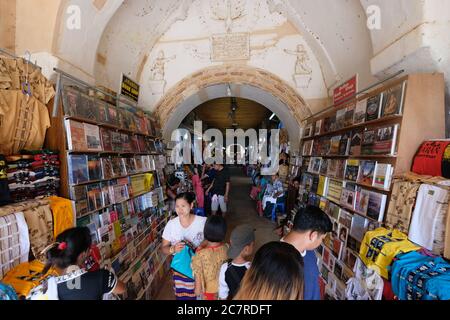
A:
[0,282,18,300]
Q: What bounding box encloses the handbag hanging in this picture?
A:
[170,243,195,280]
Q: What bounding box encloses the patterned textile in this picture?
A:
[22,201,53,261]
[0,212,30,279]
[172,270,196,300]
[385,179,420,233]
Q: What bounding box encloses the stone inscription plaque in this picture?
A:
[211,32,250,61]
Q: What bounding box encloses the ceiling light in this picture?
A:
[269,113,276,120]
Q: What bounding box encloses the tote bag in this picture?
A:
[170,244,195,280]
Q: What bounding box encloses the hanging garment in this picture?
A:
[2,260,58,299]
[48,196,75,240]
[0,90,51,156]
[408,184,449,252]
[0,212,30,279]
[385,179,420,234]
[0,56,55,105]
[360,228,420,279]
[22,200,53,261]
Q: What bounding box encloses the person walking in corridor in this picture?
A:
[206,163,230,217]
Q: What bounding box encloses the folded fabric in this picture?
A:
[22,203,53,261]
[0,212,30,279]
[48,196,75,239]
[408,184,449,252]
[360,228,420,279]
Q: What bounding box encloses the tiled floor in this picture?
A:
[155,166,279,300]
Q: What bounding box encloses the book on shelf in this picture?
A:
[338,209,353,229]
[314,119,322,136]
[354,187,370,215]
[308,157,322,174]
[326,179,343,204]
[311,175,320,194]
[319,159,329,176]
[303,124,313,138]
[121,134,132,153]
[84,123,102,151]
[131,136,140,153]
[319,197,329,212]
[107,105,119,127]
[87,183,103,212]
[381,81,406,117]
[329,136,341,155]
[361,129,376,155]
[340,187,356,210]
[326,159,338,178]
[349,214,368,242]
[302,140,314,156]
[335,160,346,180]
[344,102,355,128]
[100,128,113,152]
[344,159,360,181]
[366,191,387,222]
[357,160,376,186]
[75,199,88,217]
[365,93,383,122]
[101,182,111,207]
[97,101,109,123]
[349,129,363,156]
[353,99,367,125]
[336,108,347,130]
[101,157,114,180]
[111,131,122,152]
[65,119,87,151]
[70,185,87,201]
[62,86,80,117]
[317,176,328,196]
[372,124,399,155]
[338,132,351,156]
[78,93,99,122]
[373,163,393,189]
[324,115,336,133]
[68,154,89,185]
[87,155,102,181]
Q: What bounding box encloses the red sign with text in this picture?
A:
[333,75,358,106]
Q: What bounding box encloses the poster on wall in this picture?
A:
[120,74,140,103]
[333,75,358,107]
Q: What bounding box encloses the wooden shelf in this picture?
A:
[69,170,157,187]
[302,154,397,159]
[64,115,159,139]
[302,115,403,141]
[304,171,392,193]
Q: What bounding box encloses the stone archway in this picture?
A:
[154,64,312,148]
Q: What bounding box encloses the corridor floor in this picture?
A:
[155,166,280,300]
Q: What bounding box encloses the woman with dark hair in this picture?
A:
[161,192,207,300]
[39,227,125,300]
[234,241,304,300]
[191,215,228,300]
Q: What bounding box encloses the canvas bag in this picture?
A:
[170,244,195,280]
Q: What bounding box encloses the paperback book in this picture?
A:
[100,128,113,152]
[338,210,353,229]
[111,132,122,152]
[329,136,341,155]
[366,191,387,222]
[317,175,328,196]
[335,160,346,180]
[365,94,383,122]
[319,159,329,176]
[101,157,114,180]
[373,125,399,155]
[62,86,80,117]
[97,102,109,123]
[327,179,343,204]
[338,132,351,156]
[349,129,363,156]
[308,157,322,174]
[336,108,347,130]
[86,183,103,212]
[354,187,370,215]
[361,129,376,155]
[304,124,313,138]
[349,214,368,242]
[344,102,355,128]
[302,140,314,156]
[68,154,89,185]
[327,159,339,178]
[314,119,323,136]
[373,163,393,189]
[340,187,356,210]
[84,123,102,151]
[65,119,87,151]
[381,81,406,117]
[344,159,360,181]
[87,155,103,181]
[353,99,367,125]
[357,160,376,186]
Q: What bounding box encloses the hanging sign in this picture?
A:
[333,74,358,106]
[120,74,140,103]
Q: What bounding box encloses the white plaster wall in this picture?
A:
[137,0,329,111]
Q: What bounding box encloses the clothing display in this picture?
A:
[21,199,53,261]
[0,155,11,206]
[359,228,420,279]
[391,251,450,300]
[0,212,30,279]
[411,141,450,178]
[0,90,51,155]
[2,260,58,299]
[0,56,55,105]
[408,184,449,253]
[385,179,421,233]
[191,244,228,299]
[5,151,60,203]
[48,196,75,239]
